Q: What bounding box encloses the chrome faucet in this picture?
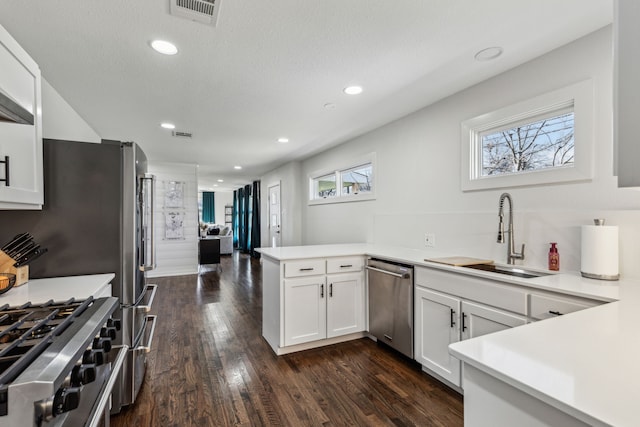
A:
[497,192,525,264]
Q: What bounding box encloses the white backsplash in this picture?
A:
[372,210,640,280]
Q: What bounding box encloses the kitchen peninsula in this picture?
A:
[259,243,631,426]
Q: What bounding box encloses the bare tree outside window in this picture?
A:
[481,112,574,176]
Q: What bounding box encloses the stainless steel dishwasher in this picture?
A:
[366,258,414,358]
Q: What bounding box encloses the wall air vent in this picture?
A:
[172,130,193,138]
[169,0,221,26]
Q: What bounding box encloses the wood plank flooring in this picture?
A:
[110,253,463,426]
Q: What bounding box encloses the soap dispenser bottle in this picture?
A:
[548,243,559,271]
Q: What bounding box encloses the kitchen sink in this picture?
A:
[463,263,551,279]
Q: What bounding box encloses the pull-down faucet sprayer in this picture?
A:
[497,192,525,264]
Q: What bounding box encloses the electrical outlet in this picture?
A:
[425,233,436,247]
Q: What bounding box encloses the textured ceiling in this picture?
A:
[0,0,612,191]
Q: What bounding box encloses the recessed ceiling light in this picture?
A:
[277,137,289,143]
[151,40,178,55]
[474,47,503,62]
[213,184,218,187]
[234,166,242,170]
[324,103,336,110]
[217,179,224,182]
[343,85,363,95]
[161,122,175,129]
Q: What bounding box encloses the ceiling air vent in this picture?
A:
[172,130,193,138]
[169,0,221,26]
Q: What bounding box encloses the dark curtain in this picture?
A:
[232,189,239,248]
[250,181,261,257]
[233,181,261,256]
[202,192,215,223]
[239,184,251,252]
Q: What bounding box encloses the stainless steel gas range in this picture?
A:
[0,297,126,427]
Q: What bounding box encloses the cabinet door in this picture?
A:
[326,273,364,338]
[461,301,527,341]
[284,276,326,346]
[0,25,43,208]
[414,287,461,386]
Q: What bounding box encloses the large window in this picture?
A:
[461,80,593,191]
[309,154,376,204]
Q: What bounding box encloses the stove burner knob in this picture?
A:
[83,349,105,366]
[107,318,122,331]
[71,363,96,386]
[53,387,81,415]
[93,336,112,353]
[100,326,117,340]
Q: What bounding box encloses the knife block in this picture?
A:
[0,250,29,287]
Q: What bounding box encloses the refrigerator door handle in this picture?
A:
[141,174,156,271]
[135,284,158,313]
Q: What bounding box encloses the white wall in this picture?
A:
[41,78,101,143]
[147,162,199,278]
[293,26,640,279]
[214,191,234,227]
[260,161,303,247]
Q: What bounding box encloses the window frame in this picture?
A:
[461,80,594,191]
[308,153,376,205]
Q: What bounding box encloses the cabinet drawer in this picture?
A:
[528,293,598,320]
[284,259,326,278]
[326,256,363,274]
[415,266,527,315]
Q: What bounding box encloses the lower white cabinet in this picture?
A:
[327,273,365,338]
[415,287,461,385]
[284,276,327,346]
[461,301,527,340]
[284,272,364,346]
[415,285,527,387]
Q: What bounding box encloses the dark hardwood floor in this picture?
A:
[111,253,463,427]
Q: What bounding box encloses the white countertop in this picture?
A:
[0,273,115,306]
[257,244,619,302]
[259,243,635,425]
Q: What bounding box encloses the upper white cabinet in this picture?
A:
[0,24,43,209]
[614,0,640,187]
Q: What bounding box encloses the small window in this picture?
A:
[340,163,373,195]
[313,173,337,199]
[461,80,593,191]
[309,154,376,204]
[480,108,575,177]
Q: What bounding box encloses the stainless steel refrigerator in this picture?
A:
[0,138,157,413]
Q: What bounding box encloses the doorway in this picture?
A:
[268,183,281,247]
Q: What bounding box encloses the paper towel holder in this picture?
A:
[580,218,620,281]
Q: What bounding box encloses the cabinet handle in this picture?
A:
[320,284,324,298]
[299,267,314,272]
[548,310,563,316]
[329,283,333,297]
[340,264,353,268]
[0,156,9,187]
[462,312,467,332]
[450,309,456,328]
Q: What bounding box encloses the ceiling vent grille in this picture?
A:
[170,0,221,26]
[172,130,193,138]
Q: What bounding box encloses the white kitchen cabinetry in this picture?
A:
[528,292,598,321]
[415,267,528,388]
[284,276,326,346]
[326,272,364,338]
[461,301,527,340]
[415,287,461,385]
[262,255,365,355]
[0,24,43,209]
[414,266,603,389]
[614,0,640,187]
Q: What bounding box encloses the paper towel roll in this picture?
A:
[581,224,619,280]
